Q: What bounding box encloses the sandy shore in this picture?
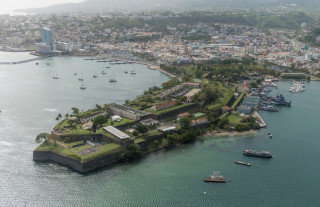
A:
[203,130,259,138]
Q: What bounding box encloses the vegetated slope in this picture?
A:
[18,0,320,14]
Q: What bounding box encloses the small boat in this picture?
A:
[106,67,111,68]
[109,73,117,82]
[46,63,50,65]
[130,65,136,74]
[78,77,84,81]
[269,134,273,138]
[74,72,77,76]
[235,161,251,166]
[93,75,98,78]
[80,85,86,89]
[204,171,226,183]
[101,71,107,74]
[52,72,59,79]
[36,63,39,65]
[124,71,128,74]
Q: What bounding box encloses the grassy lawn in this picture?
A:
[227,115,243,125]
[67,141,85,148]
[81,143,122,162]
[61,128,95,136]
[35,141,82,161]
[102,117,134,127]
[134,138,146,144]
[145,103,194,115]
[55,119,70,129]
[219,112,229,120]
[35,141,122,163]
[231,92,245,110]
[146,130,162,136]
[231,85,238,92]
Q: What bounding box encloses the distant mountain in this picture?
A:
[18,0,320,14]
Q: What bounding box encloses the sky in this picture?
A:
[0,0,85,14]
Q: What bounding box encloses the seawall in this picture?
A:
[33,150,123,173]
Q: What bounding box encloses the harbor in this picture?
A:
[0,58,320,205]
[289,81,305,93]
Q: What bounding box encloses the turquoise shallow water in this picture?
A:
[0,53,320,206]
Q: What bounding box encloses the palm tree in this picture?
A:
[58,113,62,122]
[56,116,59,123]
[65,113,69,118]
[71,107,79,116]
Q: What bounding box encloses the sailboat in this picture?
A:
[52,72,59,79]
[109,73,117,82]
[130,65,136,74]
[93,71,98,78]
[78,74,84,81]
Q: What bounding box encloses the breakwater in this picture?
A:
[0,56,48,64]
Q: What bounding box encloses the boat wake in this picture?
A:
[43,108,57,112]
[0,141,13,147]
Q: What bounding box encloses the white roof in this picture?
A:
[111,115,122,121]
[103,126,129,139]
[159,126,176,132]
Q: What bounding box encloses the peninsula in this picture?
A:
[33,58,293,173]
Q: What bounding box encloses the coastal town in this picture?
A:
[0,9,316,172]
[1,9,320,76]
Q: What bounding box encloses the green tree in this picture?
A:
[250,81,258,88]
[58,113,62,122]
[93,115,107,127]
[218,117,229,128]
[71,107,79,116]
[35,133,50,143]
[135,123,149,134]
[95,104,102,110]
[179,117,192,130]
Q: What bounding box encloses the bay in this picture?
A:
[0,52,319,206]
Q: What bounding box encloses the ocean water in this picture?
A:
[0,53,319,206]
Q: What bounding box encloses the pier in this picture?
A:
[0,56,49,65]
[252,112,266,128]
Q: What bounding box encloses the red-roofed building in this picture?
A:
[191,118,208,126]
[151,99,177,111]
[177,112,191,119]
[222,106,231,113]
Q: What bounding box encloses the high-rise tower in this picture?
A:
[42,27,53,50]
